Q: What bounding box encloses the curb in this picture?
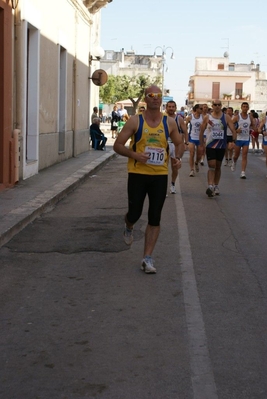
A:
[0,151,117,248]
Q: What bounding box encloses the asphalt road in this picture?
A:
[0,150,267,399]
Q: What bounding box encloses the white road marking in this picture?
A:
[175,178,218,399]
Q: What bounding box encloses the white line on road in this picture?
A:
[175,178,218,399]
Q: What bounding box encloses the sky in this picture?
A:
[100,0,267,107]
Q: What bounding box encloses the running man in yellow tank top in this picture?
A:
[113,85,184,274]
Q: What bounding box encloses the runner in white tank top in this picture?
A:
[231,102,255,179]
[186,104,203,177]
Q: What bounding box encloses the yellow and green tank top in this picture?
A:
[127,114,170,175]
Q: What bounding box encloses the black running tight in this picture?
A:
[126,173,167,227]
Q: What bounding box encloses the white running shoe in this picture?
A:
[214,186,220,195]
[189,169,195,177]
[224,159,228,166]
[170,185,176,194]
[240,171,246,179]
[231,161,236,172]
[141,256,156,274]
[123,225,133,245]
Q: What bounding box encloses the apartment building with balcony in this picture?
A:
[187,54,267,113]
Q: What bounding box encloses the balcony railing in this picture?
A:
[187,93,251,102]
[222,94,251,101]
[234,94,251,101]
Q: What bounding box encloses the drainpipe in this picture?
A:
[13,3,22,183]
[88,52,93,131]
[72,58,77,157]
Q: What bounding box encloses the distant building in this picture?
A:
[101,48,162,80]
[187,53,267,113]
[100,49,163,114]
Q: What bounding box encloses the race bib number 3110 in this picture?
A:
[145,146,165,165]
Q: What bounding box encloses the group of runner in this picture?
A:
[165,100,267,198]
[113,85,267,274]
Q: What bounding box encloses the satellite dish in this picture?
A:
[91,69,108,86]
[223,51,229,58]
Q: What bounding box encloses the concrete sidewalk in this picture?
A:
[0,130,116,248]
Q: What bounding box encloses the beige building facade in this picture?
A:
[188,54,267,113]
[4,0,111,185]
[0,0,13,190]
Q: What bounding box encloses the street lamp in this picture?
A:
[153,45,174,98]
[89,46,105,65]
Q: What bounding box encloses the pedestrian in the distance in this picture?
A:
[111,105,119,139]
[91,106,98,124]
[90,117,107,150]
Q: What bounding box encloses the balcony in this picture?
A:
[187,92,252,104]
[235,94,251,101]
[222,93,251,101]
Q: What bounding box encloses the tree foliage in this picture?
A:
[99,74,162,113]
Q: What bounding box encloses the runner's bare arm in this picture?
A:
[258,117,266,133]
[179,116,188,142]
[250,115,256,131]
[199,115,208,146]
[226,114,237,140]
[168,117,183,168]
[232,115,241,133]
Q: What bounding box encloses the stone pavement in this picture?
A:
[0,127,116,248]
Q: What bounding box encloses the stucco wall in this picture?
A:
[0,0,13,189]
[15,0,103,178]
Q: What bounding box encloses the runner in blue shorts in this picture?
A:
[199,100,237,197]
[231,102,255,179]
[186,104,203,177]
